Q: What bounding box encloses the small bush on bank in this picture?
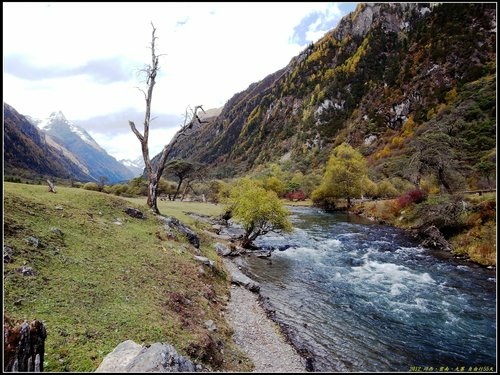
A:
[397,189,427,209]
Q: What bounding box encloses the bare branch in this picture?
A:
[154,145,171,182]
[128,120,144,142]
[182,105,193,127]
[134,86,147,102]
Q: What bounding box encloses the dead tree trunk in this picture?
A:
[180,180,192,201]
[172,177,184,201]
[128,23,206,214]
[4,316,47,372]
[46,180,56,193]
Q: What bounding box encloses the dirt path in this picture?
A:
[223,258,306,373]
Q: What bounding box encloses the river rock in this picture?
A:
[219,224,245,240]
[254,250,272,258]
[215,243,232,256]
[95,340,197,372]
[230,268,260,293]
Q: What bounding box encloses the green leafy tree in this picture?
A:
[157,178,177,200]
[312,143,368,209]
[164,160,201,200]
[475,153,496,189]
[224,178,292,248]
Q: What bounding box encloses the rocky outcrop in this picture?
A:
[160,216,200,248]
[124,207,146,219]
[95,340,197,372]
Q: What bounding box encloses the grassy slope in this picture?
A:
[3,182,251,372]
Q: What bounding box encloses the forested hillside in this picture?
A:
[161,3,496,191]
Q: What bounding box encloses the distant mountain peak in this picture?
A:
[49,110,67,121]
[119,156,144,177]
[35,111,100,149]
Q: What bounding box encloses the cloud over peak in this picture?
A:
[4,55,131,84]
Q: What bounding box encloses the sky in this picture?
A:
[3,2,357,161]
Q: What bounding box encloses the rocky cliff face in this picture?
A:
[159,3,496,186]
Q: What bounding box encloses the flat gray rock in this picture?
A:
[95,340,196,372]
[223,259,260,293]
[95,340,142,372]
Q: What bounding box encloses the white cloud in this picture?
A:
[3,2,356,160]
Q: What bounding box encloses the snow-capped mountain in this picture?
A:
[37,111,104,151]
[5,103,92,181]
[35,111,104,151]
[119,156,145,177]
[30,111,135,183]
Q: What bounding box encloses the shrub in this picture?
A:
[420,175,440,195]
[397,189,427,209]
[285,190,307,202]
[376,179,399,198]
[83,182,100,191]
[264,176,286,197]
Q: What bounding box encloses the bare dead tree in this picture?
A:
[128,23,206,214]
[46,179,56,193]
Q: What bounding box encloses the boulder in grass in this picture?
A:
[124,207,146,219]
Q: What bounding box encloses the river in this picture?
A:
[236,206,496,372]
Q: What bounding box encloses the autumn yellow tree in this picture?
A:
[312,143,368,209]
[224,178,292,248]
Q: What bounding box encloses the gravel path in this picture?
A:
[223,259,306,373]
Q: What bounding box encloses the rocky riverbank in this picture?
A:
[202,214,311,373]
[223,257,306,372]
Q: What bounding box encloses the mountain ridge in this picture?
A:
[4,103,93,181]
[158,2,496,190]
[4,104,137,183]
